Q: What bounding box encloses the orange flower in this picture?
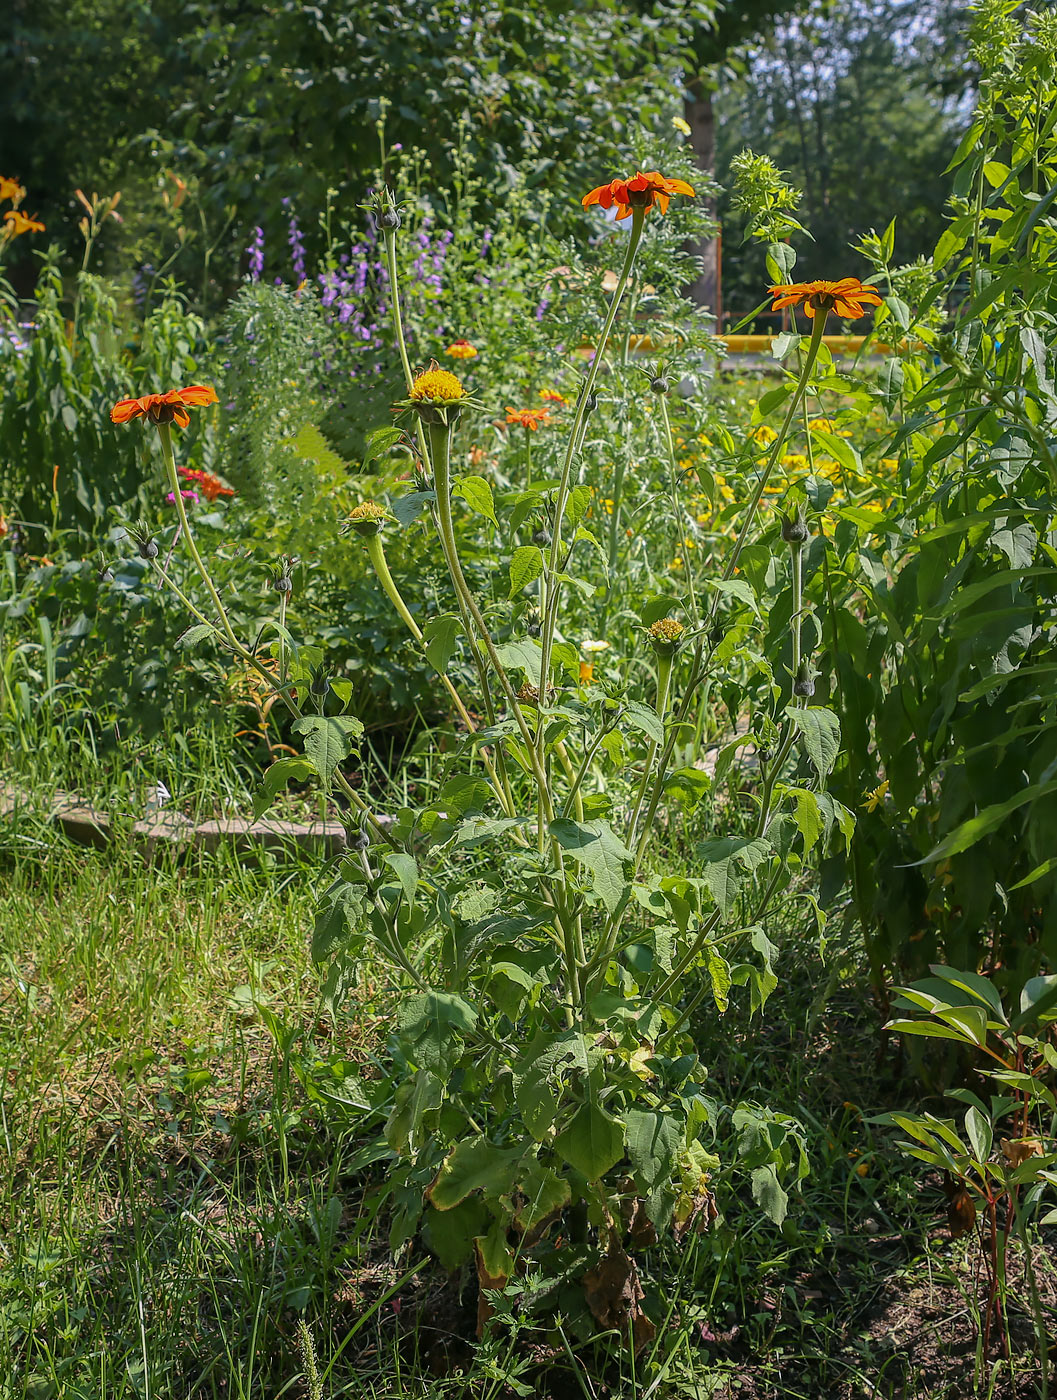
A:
[2,209,45,237]
[582,170,695,221]
[445,339,478,359]
[540,389,567,404]
[769,278,882,320]
[0,510,8,540]
[110,384,218,429]
[178,467,234,501]
[506,406,550,431]
[0,177,25,203]
[579,660,594,685]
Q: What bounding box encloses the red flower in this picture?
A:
[582,170,695,221]
[110,384,218,429]
[178,467,235,501]
[768,278,882,320]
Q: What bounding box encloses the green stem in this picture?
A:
[626,651,673,852]
[538,208,646,742]
[718,310,828,596]
[660,395,699,622]
[790,540,804,700]
[383,230,415,395]
[426,417,552,809]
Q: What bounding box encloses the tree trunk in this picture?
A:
[685,77,721,328]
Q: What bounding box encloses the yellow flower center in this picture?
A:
[349,501,388,522]
[410,368,466,402]
[648,618,685,643]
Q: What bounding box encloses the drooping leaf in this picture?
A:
[253,756,316,819]
[786,707,841,778]
[426,1137,522,1210]
[397,991,478,1073]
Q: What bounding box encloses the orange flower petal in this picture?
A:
[110,398,145,423]
[177,384,219,406]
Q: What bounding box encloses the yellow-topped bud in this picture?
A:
[647,617,685,656]
[347,500,390,537]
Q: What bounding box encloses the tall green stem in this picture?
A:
[426,417,552,808]
[537,209,646,743]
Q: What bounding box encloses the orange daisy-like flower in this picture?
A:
[110,384,219,429]
[506,406,550,431]
[0,177,26,204]
[769,278,882,320]
[178,467,235,501]
[539,389,567,405]
[445,340,478,359]
[582,170,695,221]
[2,209,45,237]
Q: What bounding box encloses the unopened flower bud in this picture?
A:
[793,661,815,698]
[781,512,810,545]
[346,827,370,852]
[757,747,774,764]
[650,376,671,395]
[274,574,293,594]
[310,666,330,698]
[138,537,158,561]
[525,608,542,638]
[532,527,552,548]
[379,207,401,231]
[97,564,115,584]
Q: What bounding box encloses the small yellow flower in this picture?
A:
[602,498,615,515]
[672,116,691,136]
[581,639,610,655]
[807,417,834,433]
[751,424,778,446]
[862,780,889,813]
[445,339,477,359]
[781,453,809,471]
[579,661,595,684]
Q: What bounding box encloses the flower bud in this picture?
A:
[647,617,685,657]
[274,574,293,594]
[649,376,671,396]
[757,747,774,764]
[379,208,401,231]
[309,665,330,698]
[781,511,810,545]
[525,608,542,638]
[532,527,552,548]
[793,661,815,698]
[138,537,159,561]
[97,564,115,584]
[347,500,389,538]
[346,826,370,853]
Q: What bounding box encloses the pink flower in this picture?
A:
[166,489,199,504]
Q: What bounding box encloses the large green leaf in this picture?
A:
[252,756,315,819]
[397,992,478,1073]
[554,1102,624,1182]
[291,715,363,788]
[549,817,633,913]
[916,778,1057,863]
[695,836,771,917]
[427,1137,522,1210]
[786,707,841,778]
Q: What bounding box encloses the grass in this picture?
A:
[1,806,1051,1400]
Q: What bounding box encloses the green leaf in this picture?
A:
[515,1160,571,1233]
[707,948,731,1012]
[554,1102,624,1182]
[549,817,633,914]
[452,475,498,527]
[708,577,760,616]
[382,852,419,906]
[622,701,664,746]
[751,1163,788,1225]
[964,1106,992,1165]
[788,788,822,855]
[786,707,841,778]
[311,881,368,962]
[423,1199,488,1271]
[422,614,461,674]
[509,544,544,596]
[812,431,861,476]
[495,637,543,689]
[291,715,363,789]
[385,1068,442,1154]
[915,778,1057,864]
[626,1108,683,1191]
[252,756,316,820]
[361,425,404,470]
[397,992,478,1073]
[567,483,592,528]
[426,1137,522,1210]
[885,1019,975,1045]
[178,623,215,648]
[695,836,772,917]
